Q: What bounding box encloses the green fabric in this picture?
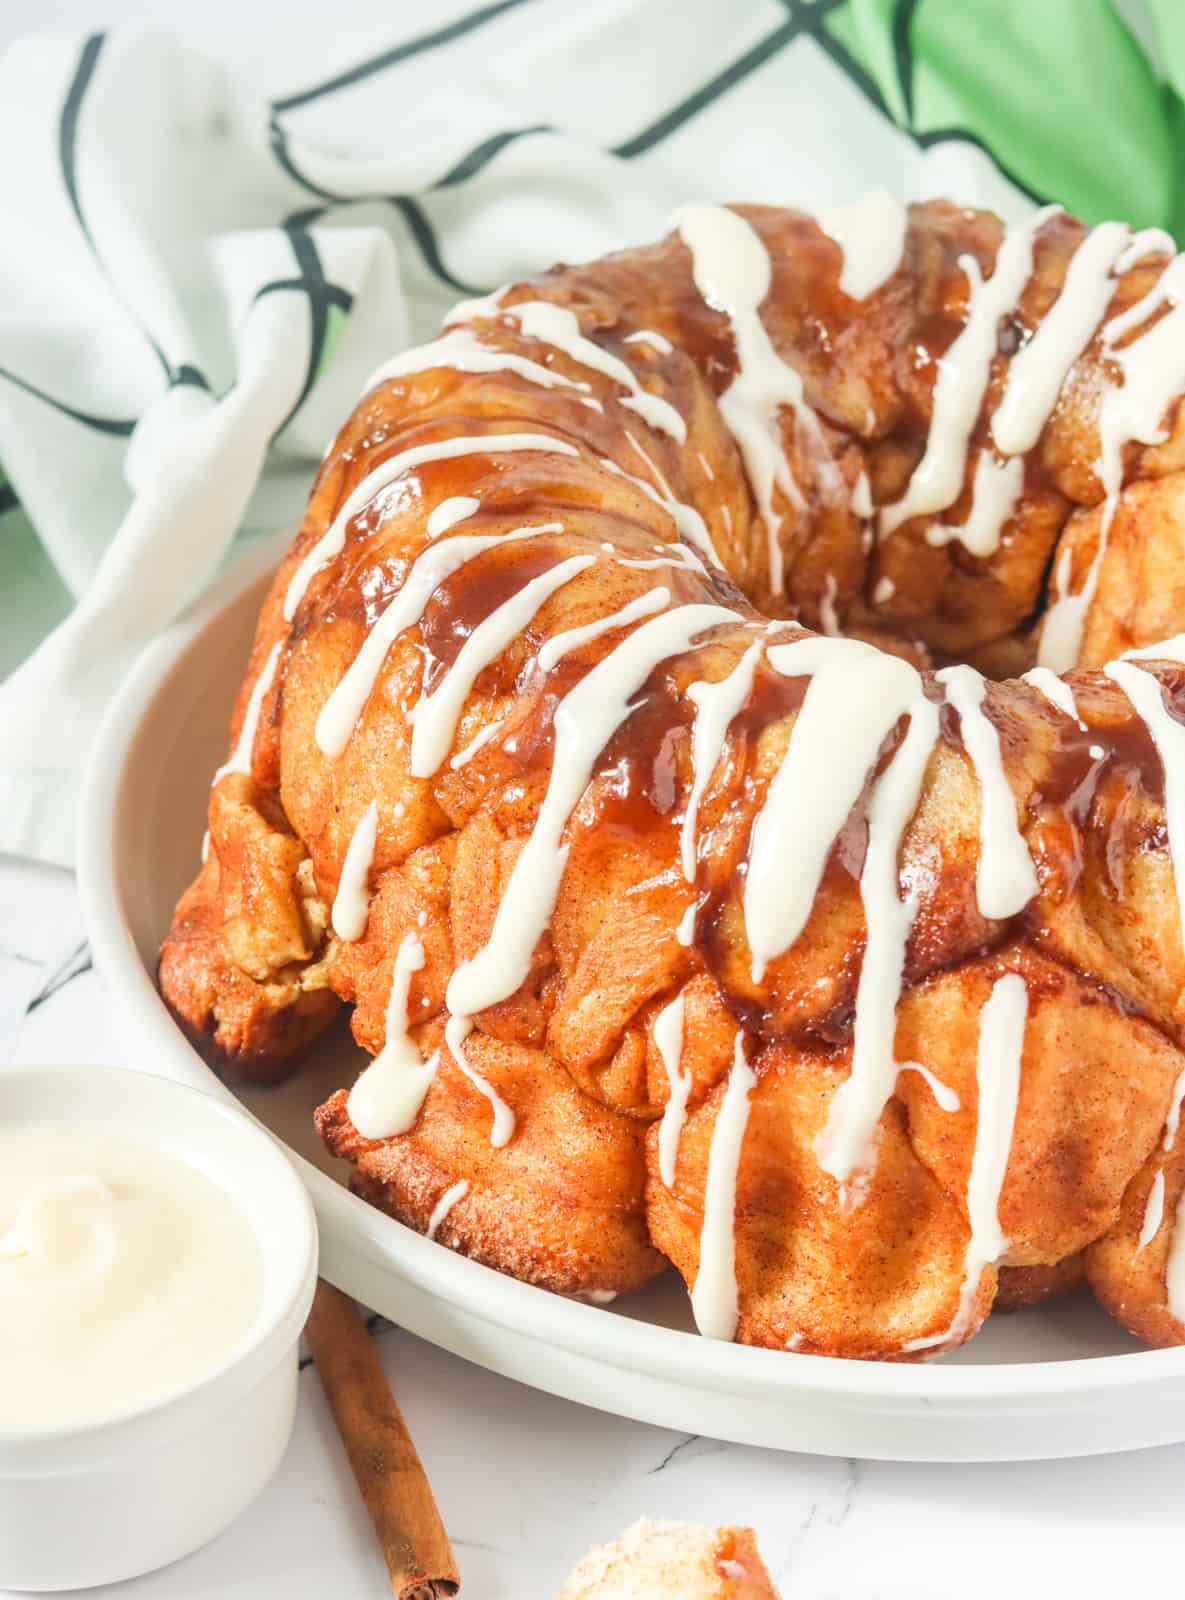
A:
[825,0,911,125]
[1143,0,1185,233]
[317,301,351,380]
[0,510,70,680]
[824,0,1185,229]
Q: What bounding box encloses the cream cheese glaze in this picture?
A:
[689,1034,756,1341]
[0,1126,261,1428]
[817,189,907,300]
[676,203,839,594]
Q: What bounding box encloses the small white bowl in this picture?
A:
[0,1064,318,1592]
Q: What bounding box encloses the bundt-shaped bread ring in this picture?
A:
[161,197,1185,1357]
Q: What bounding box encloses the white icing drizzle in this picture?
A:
[1021,665,1085,727]
[675,899,700,946]
[1103,266,1180,346]
[443,287,508,324]
[624,329,674,355]
[212,641,281,783]
[444,1014,515,1147]
[851,470,873,519]
[991,221,1130,454]
[624,429,671,492]
[818,575,841,636]
[906,971,1028,1353]
[698,450,715,482]
[427,496,480,537]
[742,632,1030,1188]
[873,576,895,604]
[1116,228,1176,272]
[1121,632,1185,662]
[935,664,1038,919]
[690,1033,756,1341]
[284,433,578,621]
[817,684,941,1183]
[926,451,1023,557]
[1137,1168,1166,1254]
[315,522,563,759]
[1104,658,1185,928]
[600,456,721,570]
[1166,1069,1185,1155]
[331,799,379,942]
[537,587,670,671]
[449,717,507,769]
[680,642,763,881]
[900,1063,960,1113]
[620,428,721,572]
[1101,248,1185,434]
[1039,546,1094,675]
[952,972,1027,1338]
[447,604,740,1018]
[426,1179,469,1241]
[480,300,685,441]
[346,933,435,1138]
[745,636,923,979]
[409,553,595,776]
[880,208,1057,537]
[654,994,690,1189]
[1040,252,1185,670]
[1138,1069,1185,1259]
[614,548,704,574]
[579,395,604,413]
[816,189,907,300]
[676,203,838,595]
[1167,1187,1185,1324]
[366,328,588,397]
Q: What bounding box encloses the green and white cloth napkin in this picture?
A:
[1,0,1183,863]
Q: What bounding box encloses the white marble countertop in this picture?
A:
[2,852,1184,1598]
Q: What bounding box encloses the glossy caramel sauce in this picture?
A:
[268,201,1185,1063]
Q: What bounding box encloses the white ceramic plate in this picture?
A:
[77,535,1185,1461]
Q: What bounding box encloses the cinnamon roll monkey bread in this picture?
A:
[161,196,1185,1359]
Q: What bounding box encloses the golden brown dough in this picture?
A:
[1086,1141,1185,1347]
[647,1041,988,1358]
[316,1025,664,1298]
[160,199,1185,1354]
[996,1256,1086,1312]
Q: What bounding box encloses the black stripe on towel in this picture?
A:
[432,124,552,188]
[269,121,486,295]
[612,1,842,160]
[389,196,484,294]
[892,0,921,125]
[0,363,136,437]
[806,3,1051,208]
[59,34,210,391]
[276,221,336,431]
[271,0,530,114]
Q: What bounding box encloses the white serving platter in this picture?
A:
[77,533,1185,1461]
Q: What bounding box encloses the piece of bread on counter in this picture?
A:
[557,1518,780,1598]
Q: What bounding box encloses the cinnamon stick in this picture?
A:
[305,1280,460,1599]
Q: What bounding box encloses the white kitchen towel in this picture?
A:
[1,0,1182,863]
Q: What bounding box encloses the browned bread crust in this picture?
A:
[160,201,1185,1356]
